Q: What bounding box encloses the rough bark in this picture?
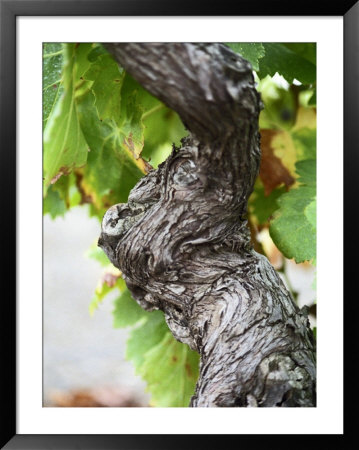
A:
[98,43,316,407]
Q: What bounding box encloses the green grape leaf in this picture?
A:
[270,159,316,263]
[73,43,93,80]
[291,128,316,160]
[258,43,316,85]
[304,198,316,231]
[117,84,146,161]
[43,186,67,219]
[250,183,286,225]
[83,53,125,123]
[87,44,108,62]
[113,285,147,328]
[225,43,265,71]
[43,44,91,192]
[308,89,316,106]
[126,311,168,369]
[139,331,199,407]
[76,90,145,217]
[122,73,187,167]
[86,241,113,267]
[282,43,316,66]
[295,159,316,186]
[43,43,182,214]
[43,43,64,126]
[126,311,200,407]
[43,172,78,218]
[68,182,82,208]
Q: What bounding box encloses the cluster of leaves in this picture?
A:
[43,42,316,407]
[43,43,185,219]
[227,43,317,264]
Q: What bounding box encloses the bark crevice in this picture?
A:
[98,43,316,407]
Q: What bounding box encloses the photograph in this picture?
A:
[2,3,353,445]
[43,42,317,408]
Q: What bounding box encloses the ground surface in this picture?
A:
[43,206,150,406]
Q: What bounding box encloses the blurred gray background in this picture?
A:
[43,206,150,407]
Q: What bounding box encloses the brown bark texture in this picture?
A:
[98,43,316,407]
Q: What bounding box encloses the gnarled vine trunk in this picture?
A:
[98,43,316,407]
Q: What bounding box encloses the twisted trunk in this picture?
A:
[98,43,316,407]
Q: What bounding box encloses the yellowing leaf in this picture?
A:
[270,130,298,177]
[292,107,316,131]
[259,129,294,195]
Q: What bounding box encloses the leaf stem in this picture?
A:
[142,103,165,121]
[43,79,62,91]
[43,50,64,59]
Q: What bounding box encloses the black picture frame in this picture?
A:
[1,1,357,448]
